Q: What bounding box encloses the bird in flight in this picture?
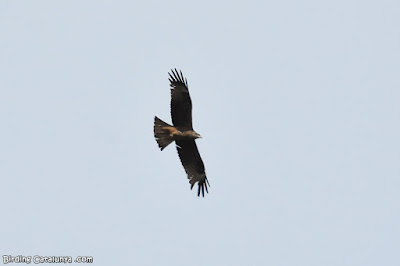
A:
[154,69,209,197]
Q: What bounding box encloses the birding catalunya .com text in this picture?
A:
[2,254,93,264]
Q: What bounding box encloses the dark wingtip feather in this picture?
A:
[168,71,175,83]
[179,70,184,81]
[169,69,187,86]
[172,69,179,82]
[195,178,210,197]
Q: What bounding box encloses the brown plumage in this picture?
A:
[154,69,209,197]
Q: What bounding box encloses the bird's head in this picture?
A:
[191,131,202,139]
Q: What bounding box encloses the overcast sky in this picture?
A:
[1,1,399,265]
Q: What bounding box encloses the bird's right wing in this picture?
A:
[169,69,193,128]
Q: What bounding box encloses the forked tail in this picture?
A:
[154,116,174,150]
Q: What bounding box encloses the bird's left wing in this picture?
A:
[175,140,209,197]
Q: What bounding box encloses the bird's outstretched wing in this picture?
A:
[175,140,209,197]
[169,69,193,128]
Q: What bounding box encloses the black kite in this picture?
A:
[154,69,209,197]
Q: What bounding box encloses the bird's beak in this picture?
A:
[197,134,202,139]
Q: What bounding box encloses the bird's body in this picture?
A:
[154,69,209,197]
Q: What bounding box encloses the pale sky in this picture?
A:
[1,1,399,265]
